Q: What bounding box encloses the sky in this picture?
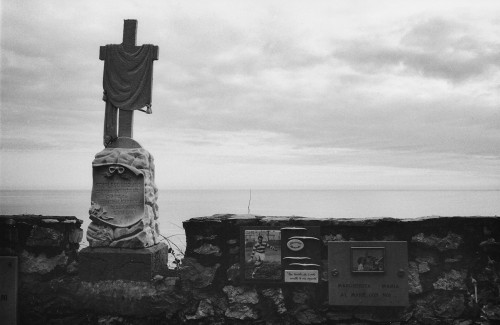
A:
[1,0,500,190]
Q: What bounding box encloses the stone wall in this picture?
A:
[0,215,83,324]
[182,215,500,324]
[2,214,500,324]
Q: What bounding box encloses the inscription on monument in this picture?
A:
[328,241,409,306]
[91,164,144,227]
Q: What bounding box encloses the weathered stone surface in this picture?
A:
[152,274,164,283]
[19,250,67,274]
[88,209,157,249]
[163,277,179,286]
[261,288,287,314]
[26,226,64,247]
[195,234,217,241]
[66,261,79,275]
[295,308,326,324]
[445,256,463,263]
[412,304,440,325]
[454,320,473,325]
[293,290,309,304]
[480,238,500,255]
[223,285,259,304]
[226,263,240,283]
[433,294,465,319]
[113,221,144,240]
[87,222,114,247]
[79,243,168,282]
[180,257,219,288]
[74,278,184,317]
[408,262,423,295]
[419,261,431,273]
[109,228,154,248]
[186,294,228,319]
[185,298,215,320]
[69,228,83,244]
[482,303,500,320]
[40,218,60,223]
[433,269,467,291]
[411,232,438,246]
[94,148,152,170]
[416,255,438,265]
[322,233,345,244]
[412,292,466,323]
[193,243,221,256]
[97,316,127,325]
[357,311,405,323]
[225,304,259,320]
[325,312,353,322]
[412,232,463,251]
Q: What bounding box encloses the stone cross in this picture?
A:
[99,20,159,147]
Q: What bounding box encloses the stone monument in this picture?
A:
[80,20,167,281]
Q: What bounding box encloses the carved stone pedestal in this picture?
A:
[79,242,168,282]
[87,146,160,248]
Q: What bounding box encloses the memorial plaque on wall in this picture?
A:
[91,163,144,227]
[281,227,321,283]
[328,241,409,306]
[0,256,18,325]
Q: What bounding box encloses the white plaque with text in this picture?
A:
[284,270,318,283]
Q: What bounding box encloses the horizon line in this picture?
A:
[1,187,499,191]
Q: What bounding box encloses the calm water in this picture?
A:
[1,189,499,251]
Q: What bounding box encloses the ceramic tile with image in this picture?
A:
[351,247,385,273]
[240,227,282,283]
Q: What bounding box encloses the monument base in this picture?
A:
[79,242,168,282]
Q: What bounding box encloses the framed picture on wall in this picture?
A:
[240,227,282,283]
[351,247,385,273]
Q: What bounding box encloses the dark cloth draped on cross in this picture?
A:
[99,19,158,147]
[102,44,156,113]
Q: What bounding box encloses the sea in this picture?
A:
[1,189,499,253]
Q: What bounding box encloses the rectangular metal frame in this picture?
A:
[351,246,385,274]
[240,226,283,283]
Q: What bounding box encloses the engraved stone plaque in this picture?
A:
[91,163,144,228]
[328,241,409,306]
[0,257,17,325]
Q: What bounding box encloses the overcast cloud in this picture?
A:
[1,0,500,189]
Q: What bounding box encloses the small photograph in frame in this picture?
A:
[351,247,385,273]
[241,227,282,282]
